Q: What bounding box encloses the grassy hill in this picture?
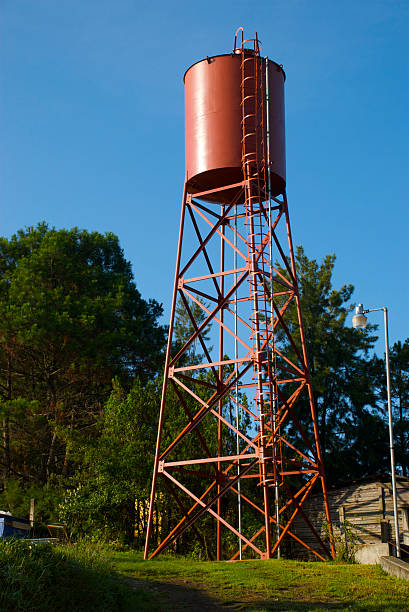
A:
[113,551,409,611]
[1,540,408,611]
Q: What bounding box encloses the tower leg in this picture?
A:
[283,193,335,559]
[217,206,225,560]
[144,185,188,560]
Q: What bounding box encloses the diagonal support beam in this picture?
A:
[161,461,262,556]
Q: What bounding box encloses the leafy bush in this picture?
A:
[0,539,145,611]
[322,519,359,563]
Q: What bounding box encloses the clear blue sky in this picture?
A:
[1,0,408,354]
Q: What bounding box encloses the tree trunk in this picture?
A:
[62,444,70,477]
[398,392,407,476]
[320,397,327,458]
[125,497,136,544]
[45,427,58,481]
[2,354,12,484]
[2,416,10,483]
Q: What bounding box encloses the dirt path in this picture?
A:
[124,576,239,611]
[123,576,354,611]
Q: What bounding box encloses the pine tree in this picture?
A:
[0,223,166,488]
[275,247,386,484]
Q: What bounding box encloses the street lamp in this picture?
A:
[352,304,401,558]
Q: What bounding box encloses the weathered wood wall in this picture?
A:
[290,478,409,559]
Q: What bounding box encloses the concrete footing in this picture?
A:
[380,556,409,581]
[355,543,390,564]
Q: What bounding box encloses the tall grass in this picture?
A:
[0,539,147,611]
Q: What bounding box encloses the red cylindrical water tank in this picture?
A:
[184,52,286,203]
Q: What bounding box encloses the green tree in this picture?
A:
[0,223,165,489]
[58,378,161,544]
[374,339,409,476]
[58,293,228,549]
[59,372,221,549]
[275,247,386,484]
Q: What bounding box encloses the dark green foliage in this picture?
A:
[390,339,409,476]
[373,339,409,476]
[0,478,61,528]
[0,539,148,611]
[57,369,231,553]
[0,222,165,508]
[58,378,161,544]
[1,222,407,549]
[57,247,408,547]
[276,247,389,484]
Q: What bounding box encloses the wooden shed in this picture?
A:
[291,474,409,560]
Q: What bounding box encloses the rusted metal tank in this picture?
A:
[184,51,286,203]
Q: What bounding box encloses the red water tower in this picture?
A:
[145,29,335,561]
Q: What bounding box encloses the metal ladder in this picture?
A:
[240,33,283,556]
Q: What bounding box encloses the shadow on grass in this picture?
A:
[124,577,228,610]
[239,601,351,611]
[124,577,370,611]
[239,603,405,612]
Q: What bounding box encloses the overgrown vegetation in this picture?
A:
[0,539,151,612]
[322,519,359,563]
[2,542,408,612]
[0,223,166,537]
[0,223,408,553]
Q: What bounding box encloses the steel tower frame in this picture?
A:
[144,34,335,562]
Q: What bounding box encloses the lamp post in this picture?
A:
[352,304,401,558]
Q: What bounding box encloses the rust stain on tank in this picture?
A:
[184,52,286,203]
